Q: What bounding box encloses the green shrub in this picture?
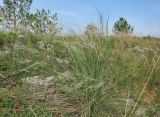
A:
[0,32,6,45]
[54,42,69,59]
[0,32,17,45]
[24,32,42,45]
[7,32,18,42]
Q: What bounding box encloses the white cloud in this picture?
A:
[56,10,81,19]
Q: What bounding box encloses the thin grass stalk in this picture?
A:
[129,56,160,117]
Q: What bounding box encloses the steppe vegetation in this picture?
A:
[0,0,160,117]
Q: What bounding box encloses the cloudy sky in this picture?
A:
[1,0,160,36]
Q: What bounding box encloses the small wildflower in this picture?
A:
[37,41,45,49]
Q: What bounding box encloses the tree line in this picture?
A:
[85,17,134,36]
[0,0,134,35]
[0,0,61,35]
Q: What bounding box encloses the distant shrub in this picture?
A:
[85,23,98,37]
[24,32,42,45]
[0,32,6,45]
[54,42,69,59]
[0,32,17,45]
[8,32,18,41]
[142,35,154,39]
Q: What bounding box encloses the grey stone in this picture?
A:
[25,76,54,87]
[135,107,146,117]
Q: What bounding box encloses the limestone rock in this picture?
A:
[25,76,54,87]
[135,107,146,117]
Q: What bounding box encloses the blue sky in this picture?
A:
[0,0,160,36]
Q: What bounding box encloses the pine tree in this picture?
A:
[113,17,134,35]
